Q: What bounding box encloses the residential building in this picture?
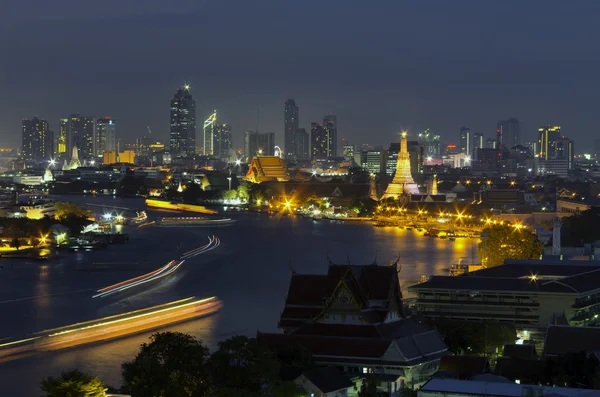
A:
[497,118,520,149]
[342,144,355,159]
[169,86,196,157]
[94,117,116,158]
[311,122,335,160]
[21,117,53,161]
[213,123,232,159]
[459,127,471,156]
[284,99,299,158]
[67,113,95,160]
[293,128,309,160]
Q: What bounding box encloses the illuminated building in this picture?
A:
[537,125,561,160]
[169,86,196,157]
[310,123,333,160]
[202,110,217,156]
[67,113,95,160]
[444,144,459,155]
[119,150,136,164]
[63,145,81,170]
[293,128,309,160]
[258,260,447,390]
[473,132,484,150]
[497,118,520,149]
[486,138,497,149]
[103,151,117,165]
[284,99,299,158]
[212,123,232,159]
[459,127,471,156]
[57,118,68,158]
[323,114,338,157]
[418,129,440,158]
[342,144,354,159]
[387,141,422,176]
[95,117,116,157]
[21,116,53,161]
[365,150,386,175]
[244,130,275,160]
[381,132,419,198]
[244,156,290,183]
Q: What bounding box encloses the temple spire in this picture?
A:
[380,131,419,199]
[431,174,438,195]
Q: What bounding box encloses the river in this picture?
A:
[0,196,478,395]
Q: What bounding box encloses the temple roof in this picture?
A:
[244,156,290,183]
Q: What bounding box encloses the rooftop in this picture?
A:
[299,367,354,393]
[544,325,600,356]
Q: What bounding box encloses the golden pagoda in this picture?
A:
[380,131,419,199]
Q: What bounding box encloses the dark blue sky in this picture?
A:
[1,0,599,152]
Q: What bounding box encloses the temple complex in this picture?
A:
[244,156,290,183]
[380,132,420,199]
[258,259,447,392]
[62,145,81,171]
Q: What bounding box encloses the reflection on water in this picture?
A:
[0,196,478,396]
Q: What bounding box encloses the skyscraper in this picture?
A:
[459,127,471,156]
[473,133,484,150]
[67,113,95,160]
[311,122,335,160]
[284,99,299,158]
[203,110,217,156]
[57,118,68,158]
[417,129,441,158]
[213,123,232,159]
[293,128,309,160]
[497,118,520,149]
[245,130,275,160]
[323,114,338,157]
[169,86,196,157]
[538,125,561,159]
[22,116,53,161]
[95,117,116,157]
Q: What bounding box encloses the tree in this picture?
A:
[121,332,211,397]
[236,182,251,202]
[223,189,238,201]
[562,207,600,245]
[428,319,515,356]
[54,202,92,221]
[358,374,378,397]
[478,224,543,267]
[40,369,107,397]
[10,237,20,250]
[209,336,280,396]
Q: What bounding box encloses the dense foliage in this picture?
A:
[40,370,107,397]
[561,207,600,245]
[478,224,543,267]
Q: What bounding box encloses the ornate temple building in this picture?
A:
[380,132,420,199]
[62,145,81,171]
[258,259,447,392]
[244,156,291,183]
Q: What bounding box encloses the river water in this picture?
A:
[0,196,478,395]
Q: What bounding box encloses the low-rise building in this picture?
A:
[409,260,600,332]
[244,156,290,183]
[295,367,354,397]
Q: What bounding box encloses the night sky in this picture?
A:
[2,0,599,152]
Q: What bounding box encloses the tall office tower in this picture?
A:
[244,130,275,160]
[213,123,232,159]
[293,128,309,160]
[57,118,68,158]
[526,141,538,157]
[310,122,335,159]
[323,114,338,157]
[284,99,299,158]
[473,133,484,150]
[22,116,53,161]
[486,138,497,149]
[538,125,561,159]
[95,117,116,157]
[417,129,441,158]
[203,110,217,156]
[459,127,471,155]
[497,118,520,149]
[67,113,95,160]
[169,86,196,157]
[553,136,575,170]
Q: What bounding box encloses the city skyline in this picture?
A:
[2,1,600,152]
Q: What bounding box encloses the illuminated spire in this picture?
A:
[431,174,438,195]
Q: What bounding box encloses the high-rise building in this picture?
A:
[473,133,484,150]
[284,99,299,158]
[67,113,95,160]
[342,144,355,159]
[417,129,441,158]
[57,118,68,158]
[486,138,497,149]
[497,118,520,149]
[203,110,217,156]
[22,117,53,161]
[213,123,232,159]
[169,86,196,157]
[95,117,116,158]
[538,125,561,160]
[459,127,471,156]
[553,136,574,170]
[365,150,386,175]
[293,128,309,160]
[245,130,275,160]
[311,123,331,160]
[323,114,338,157]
